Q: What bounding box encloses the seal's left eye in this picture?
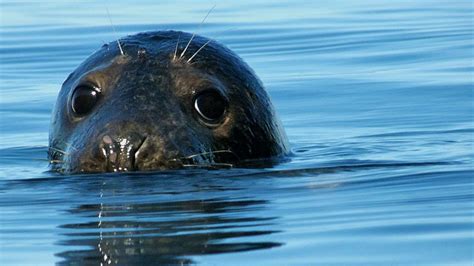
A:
[194,90,227,125]
[71,85,100,116]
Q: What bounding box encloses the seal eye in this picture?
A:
[194,90,227,124]
[71,85,100,116]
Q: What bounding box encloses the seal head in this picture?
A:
[49,31,289,173]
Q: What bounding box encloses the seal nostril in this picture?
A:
[132,136,147,170]
[102,135,113,145]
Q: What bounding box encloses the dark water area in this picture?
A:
[0,0,473,265]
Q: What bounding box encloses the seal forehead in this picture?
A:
[76,30,250,86]
[120,31,182,56]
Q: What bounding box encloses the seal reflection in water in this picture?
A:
[49,31,289,173]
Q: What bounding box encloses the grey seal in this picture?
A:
[49,30,289,173]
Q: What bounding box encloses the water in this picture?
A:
[0,0,473,265]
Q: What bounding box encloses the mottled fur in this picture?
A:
[49,31,289,173]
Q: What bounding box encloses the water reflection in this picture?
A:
[56,175,281,265]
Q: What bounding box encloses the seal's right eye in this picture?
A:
[71,85,100,116]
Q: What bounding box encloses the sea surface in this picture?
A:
[0,0,473,265]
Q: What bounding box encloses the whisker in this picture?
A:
[48,147,69,156]
[187,39,212,63]
[30,158,62,163]
[209,163,234,167]
[182,163,234,168]
[184,149,234,159]
[173,33,181,61]
[105,4,124,56]
[180,4,216,59]
[187,27,240,64]
[64,142,79,151]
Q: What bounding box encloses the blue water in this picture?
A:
[1,0,473,265]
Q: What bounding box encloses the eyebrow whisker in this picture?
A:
[180,4,216,59]
[173,33,181,61]
[105,4,124,56]
[187,39,212,63]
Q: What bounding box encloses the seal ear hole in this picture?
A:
[71,85,100,116]
[193,90,228,125]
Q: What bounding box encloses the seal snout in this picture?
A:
[99,133,146,172]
